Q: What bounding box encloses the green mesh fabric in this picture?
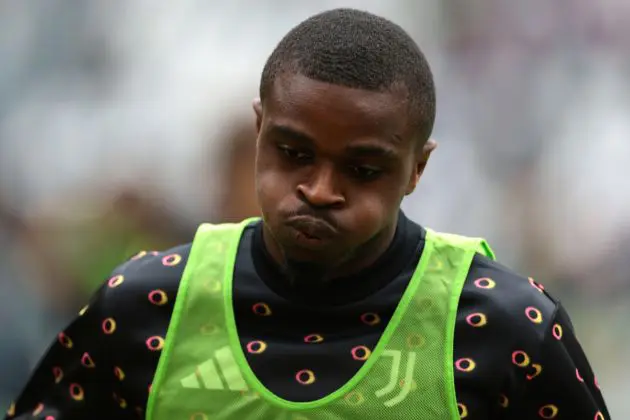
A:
[146,220,495,420]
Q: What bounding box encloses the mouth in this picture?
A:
[285,215,337,246]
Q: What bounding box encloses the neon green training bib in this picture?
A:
[147,219,495,419]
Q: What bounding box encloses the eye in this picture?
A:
[277,145,312,162]
[349,165,383,181]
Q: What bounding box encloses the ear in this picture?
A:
[253,98,263,133]
[405,138,437,195]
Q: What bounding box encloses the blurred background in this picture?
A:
[0,0,629,416]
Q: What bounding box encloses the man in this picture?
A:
[6,8,609,420]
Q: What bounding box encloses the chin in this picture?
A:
[282,245,335,264]
[266,220,348,265]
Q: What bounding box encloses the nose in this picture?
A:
[297,165,345,208]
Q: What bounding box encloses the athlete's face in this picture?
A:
[254,73,435,270]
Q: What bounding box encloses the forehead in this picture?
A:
[263,73,411,144]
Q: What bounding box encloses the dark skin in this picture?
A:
[254,73,437,283]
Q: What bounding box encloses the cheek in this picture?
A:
[255,164,292,213]
[344,190,396,237]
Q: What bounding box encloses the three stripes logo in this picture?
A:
[180,346,248,391]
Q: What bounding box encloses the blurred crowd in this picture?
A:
[1,0,629,416]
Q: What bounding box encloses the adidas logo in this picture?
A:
[180,346,248,391]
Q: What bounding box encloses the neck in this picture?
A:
[251,212,423,305]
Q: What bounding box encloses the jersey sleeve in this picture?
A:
[4,244,188,420]
[453,254,612,420]
[515,304,610,419]
[4,278,134,420]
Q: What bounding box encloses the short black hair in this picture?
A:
[260,8,436,143]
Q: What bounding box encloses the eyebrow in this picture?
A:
[344,144,400,161]
[266,123,401,160]
[265,124,315,145]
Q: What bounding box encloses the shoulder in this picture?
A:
[95,243,193,310]
[69,243,194,358]
[461,253,560,348]
[94,219,259,308]
[454,254,563,391]
[114,243,193,278]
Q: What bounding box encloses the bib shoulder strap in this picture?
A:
[193,217,260,245]
[425,227,496,260]
[184,217,261,275]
